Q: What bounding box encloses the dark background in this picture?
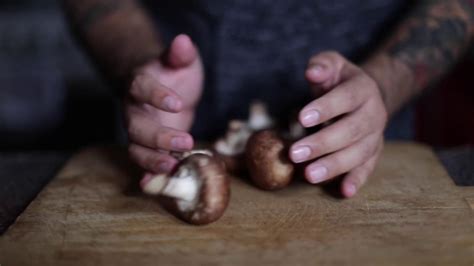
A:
[0,1,473,150]
[0,0,122,150]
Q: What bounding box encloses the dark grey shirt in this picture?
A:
[144,0,412,139]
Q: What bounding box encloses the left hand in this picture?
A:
[289,51,388,198]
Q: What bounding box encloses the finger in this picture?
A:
[341,154,377,198]
[342,142,383,197]
[127,115,193,151]
[165,34,198,68]
[298,75,371,128]
[304,135,380,184]
[291,106,378,163]
[128,143,179,174]
[140,172,155,190]
[130,73,183,112]
[305,51,356,90]
[159,109,195,131]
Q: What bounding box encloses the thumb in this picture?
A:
[305,52,354,90]
[165,34,198,68]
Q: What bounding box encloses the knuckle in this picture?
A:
[128,145,141,163]
[310,135,329,158]
[143,154,158,170]
[354,172,368,187]
[347,173,362,188]
[311,50,341,64]
[364,100,388,130]
[363,75,378,89]
[369,100,388,128]
[326,157,343,177]
[154,132,162,148]
[330,51,343,60]
[347,121,364,143]
[126,121,135,134]
[126,124,137,140]
[362,145,374,160]
[126,122,142,142]
[129,77,141,97]
[367,141,380,158]
[323,50,341,59]
[128,145,137,157]
[345,85,359,104]
[150,86,163,103]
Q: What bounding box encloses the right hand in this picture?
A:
[125,34,204,176]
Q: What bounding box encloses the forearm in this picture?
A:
[363,0,474,116]
[63,0,164,86]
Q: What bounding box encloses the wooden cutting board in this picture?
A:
[1,142,473,265]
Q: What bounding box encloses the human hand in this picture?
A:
[290,51,387,198]
[125,34,204,176]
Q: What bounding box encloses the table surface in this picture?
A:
[0,142,473,265]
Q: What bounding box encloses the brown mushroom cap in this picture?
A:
[165,153,230,225]
[246,130,294,190]
[214,152,245,174]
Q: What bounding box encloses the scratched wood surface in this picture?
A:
[1,142,473,266]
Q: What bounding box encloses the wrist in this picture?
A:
[362,56,390,111]
[362,54,414,117]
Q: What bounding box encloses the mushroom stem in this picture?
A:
[171,149,214,160]
[143,174,200,202]
[214,120,251,156]
[248,101,273,131]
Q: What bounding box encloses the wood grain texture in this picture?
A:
[1,142,473,266]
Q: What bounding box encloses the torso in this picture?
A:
[143,0,411,138]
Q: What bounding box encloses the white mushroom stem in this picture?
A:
[214,120,251,156]
[143,174,200,202]
[171,149,214,160]
[215,101,274,156]
[248,101,273,131]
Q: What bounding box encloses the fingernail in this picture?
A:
[308,166,328,184]
[171,136,191,150]
[163,96,180,111]
[311,65,324,76]
[291,146,311,163]
[301,110,320,127]
[345,183,357,197]
[140,173,154,188]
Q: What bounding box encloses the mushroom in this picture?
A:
[213,120,251,173]
[247,101,274,131]
[246,130,294,190]
[213,101,274,172]
[142,150,230,225]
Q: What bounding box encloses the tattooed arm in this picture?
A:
[62,0,164,85]
[363,0,474,115]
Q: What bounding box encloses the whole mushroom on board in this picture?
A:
[142,150,230,225]
[246,113,306,190]
[213,101,274,172]
[246,130,295,190]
